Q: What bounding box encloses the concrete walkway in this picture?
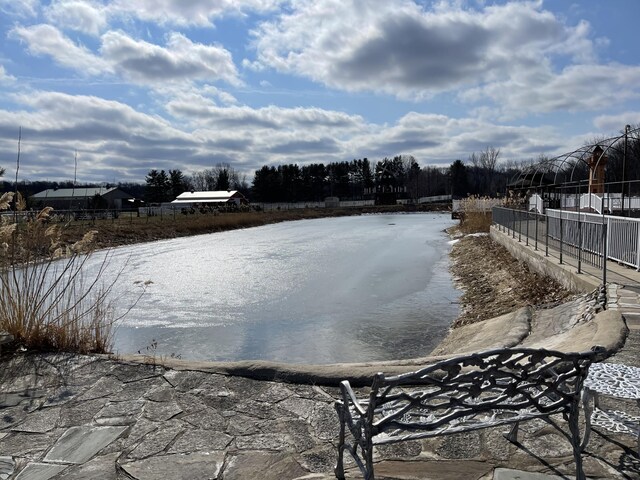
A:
[2,232,640,479]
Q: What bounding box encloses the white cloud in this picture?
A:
[0,65,16,84]
[594,113,640,132]
[100,31,241,85]
[9,24,241,87]
[167,101,365,132]
[347,112,567,164]
[249,0,594,100]
[107,0,284,27]
[44,0,108,36]
[11,91,180,136]
[0,90,197,181]
[9,24,111,76]
[462,64,640,118]
[0,86,576,183]
[0,0,39,18]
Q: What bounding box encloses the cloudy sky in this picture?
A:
[1,0,639,184]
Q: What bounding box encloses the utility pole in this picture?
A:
[14,127,21,223]
[70,150,77,211]
[621,125,631,216]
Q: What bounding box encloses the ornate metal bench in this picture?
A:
[335,347,606,480]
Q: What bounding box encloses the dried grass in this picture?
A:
[458,195,520,234]
[0,199,124,354]
[458,196,498,233]
[73,209,358,249]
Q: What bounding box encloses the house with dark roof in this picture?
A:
[30,187,135,210]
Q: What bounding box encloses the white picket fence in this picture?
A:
[529,192,640,215]
[546,209,640,269]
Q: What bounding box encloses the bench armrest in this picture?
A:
[338,380,367,417]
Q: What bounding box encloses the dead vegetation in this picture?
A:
[449,234,571,328]
[0,192,133,354]
[450,202,571,329]
[62,206,435,250]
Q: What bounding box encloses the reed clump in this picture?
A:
[458,196,499,233]
[0,192,118,354]
[458,195,523,233]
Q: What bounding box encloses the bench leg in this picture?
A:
[580,389,594,452]
[335,449,345,480]
[334,403,346,480]
[335,448,346,480]
[504,422,519,443]
[637,399,640,457]
[569,401,586,480]
[362,422,375,480]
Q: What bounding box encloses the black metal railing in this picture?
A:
[493,206,609,284]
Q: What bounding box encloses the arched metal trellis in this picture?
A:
[494,125,640,286]
[509,126,640,215]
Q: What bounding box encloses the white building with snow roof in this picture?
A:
[171,190,248,208]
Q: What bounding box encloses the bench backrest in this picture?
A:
[365,347,602,442]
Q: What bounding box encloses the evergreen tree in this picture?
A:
[169,169,188,198]
[449,160,469,199]
[215,168,230,190]
[145,169,171,203]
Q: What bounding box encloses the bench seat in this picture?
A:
[335,347,607,480]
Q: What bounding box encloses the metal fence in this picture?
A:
[0,209,126,224]
[546,209,640,270]
[254,196,450,210]
[528,192,640,215]
[546,210,606,273]
[4,208,195,226]
[492,206,612,284]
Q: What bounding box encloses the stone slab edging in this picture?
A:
[429,306,532,357]
[115,304,627,387]
[116,307,531,387]
[522,309,627,353]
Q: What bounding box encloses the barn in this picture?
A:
[171,190,248,208]
[30,187,135,210]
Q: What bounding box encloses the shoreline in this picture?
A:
[105,221,566,372]
[105,231,589,387]
[447,232,572,329]
[68,204,450,250]
[1,213,582,384]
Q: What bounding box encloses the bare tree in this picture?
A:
[480,146,500,173]
[467,152,479,168]
[481,146,500,194]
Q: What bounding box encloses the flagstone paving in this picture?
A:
[0,285,639,479]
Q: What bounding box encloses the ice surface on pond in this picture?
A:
[96,213,460,364]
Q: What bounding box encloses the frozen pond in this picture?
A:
[103,213,461,364]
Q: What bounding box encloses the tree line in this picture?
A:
[0,152,557,206]
[141,156,451,204]
[449,146,521,198]
[250,156,454,203]
[247,151,533,203]
[8,124,640,206]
